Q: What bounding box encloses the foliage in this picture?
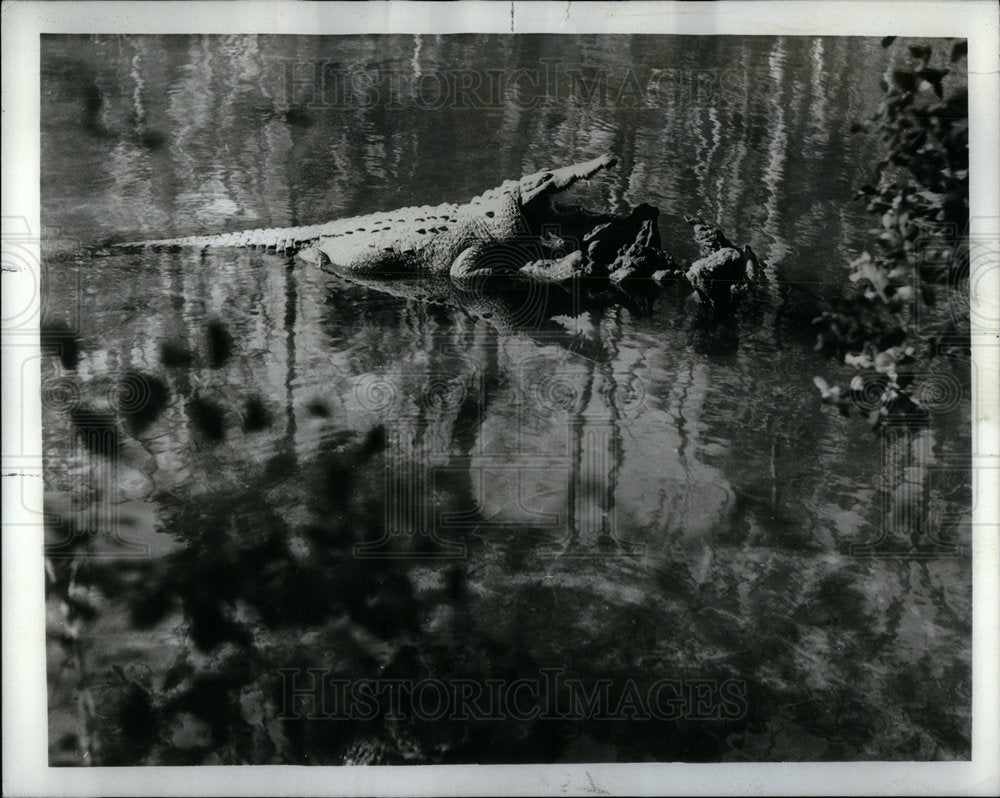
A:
[813,38,969,427]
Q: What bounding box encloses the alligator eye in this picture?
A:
[485,212,495,218]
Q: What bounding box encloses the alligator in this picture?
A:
[118,153,765,303]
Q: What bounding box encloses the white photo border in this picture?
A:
[3,2,997,795]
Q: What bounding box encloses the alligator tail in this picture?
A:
[114,223,332,252]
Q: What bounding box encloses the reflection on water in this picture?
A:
[40,34,971,764]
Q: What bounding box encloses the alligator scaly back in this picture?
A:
[114,154,619,277]
[115,202,466,254]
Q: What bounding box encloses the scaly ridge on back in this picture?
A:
[113,154,619,263]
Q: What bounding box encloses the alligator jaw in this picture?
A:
[519,154,618,206]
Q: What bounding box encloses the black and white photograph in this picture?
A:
[3,1,998,795]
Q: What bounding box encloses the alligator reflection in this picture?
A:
[322,268,738,564]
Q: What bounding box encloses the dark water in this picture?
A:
[40,35,971,764]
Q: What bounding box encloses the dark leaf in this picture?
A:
[206,320,233,369]
[242,395,272,432]
[908,45,932,63]
[118,371,170,433]
[281,106,314,128]
[891,70,918,93]
[881,36,897,48]
[130,585,176,628]
[188,395,226,442]
[40,320,80,370]
[117,684,157,747]
[162,658,194,693]
[160,340,193,368]
[306,399,330,417]
[918,69,949,98]
[950,40,967,63]
[69,407,120,457]
[358,424,386,462]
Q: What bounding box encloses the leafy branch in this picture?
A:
[813,38,969,426]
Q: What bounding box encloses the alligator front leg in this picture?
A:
[450,228,580,281]
[449,243,487,279]
[450,242,533,280]
[450,242,581,281]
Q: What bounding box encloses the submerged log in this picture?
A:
[683,215,768,311]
